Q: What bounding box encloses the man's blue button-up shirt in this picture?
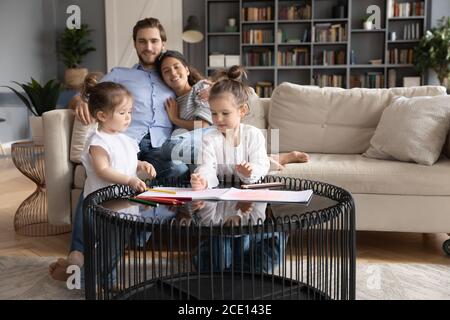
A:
[101,64,174,148]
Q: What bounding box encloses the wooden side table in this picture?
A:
[11,141,71,236]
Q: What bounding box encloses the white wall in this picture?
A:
[0,0,57,144]
[0,0,57,89]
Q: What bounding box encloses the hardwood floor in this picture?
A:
[0,158,70,258]
[0,157,449,265]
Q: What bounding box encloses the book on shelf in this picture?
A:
[242,6,273,22]
[278,3,311,20]
[391,1,424,18]
[314,50,346,66]
[243,29,274,44]
[278,47,309,66]
[313,74,344,88]
[388,48,414,64]
[278,29,310,44]
[255,82,274,98]
[403,23,421,40]
[313,23,347,43]
[350,72,385,89]
[243,49,273,66]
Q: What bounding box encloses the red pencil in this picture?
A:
[137,196,185,205]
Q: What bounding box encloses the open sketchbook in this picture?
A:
[138,187,314,204]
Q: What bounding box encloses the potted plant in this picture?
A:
[58,24,96,90]
[362,14,373,30]
[413,16,450,90]
[2,78,62,143]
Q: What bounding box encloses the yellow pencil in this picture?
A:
[145,188,177,195]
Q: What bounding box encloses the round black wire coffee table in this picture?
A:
[84,176,355,300]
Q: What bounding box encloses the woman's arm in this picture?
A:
[165,98,210,131]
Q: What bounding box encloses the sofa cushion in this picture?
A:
[70,119,97,164]
[74,164,87,189]
[270,153,450,196]
[242,89,266,129]
[364,95,450,165]
[268,83,447,154]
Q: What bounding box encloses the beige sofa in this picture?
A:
[43,84,450,240]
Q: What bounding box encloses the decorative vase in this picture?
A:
[29,116,44,144]
[363,21,373,30]
[64,68,88,90]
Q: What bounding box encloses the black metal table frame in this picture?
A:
[84,176,356,300]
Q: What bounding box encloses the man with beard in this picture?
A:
[70,17,189,179]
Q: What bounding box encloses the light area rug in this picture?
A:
[0,256,449,300]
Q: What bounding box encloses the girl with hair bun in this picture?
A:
[191,65,271,190]
[49,72,156,282]
[80,73,156,195]
[156,51,308,169]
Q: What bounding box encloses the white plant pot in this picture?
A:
[363,21,373,30]
[29,116,44,144]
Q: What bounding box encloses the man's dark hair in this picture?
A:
[132,17,167,42]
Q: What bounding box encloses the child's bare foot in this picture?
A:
[278,151,309,165]
[49,251,84,282]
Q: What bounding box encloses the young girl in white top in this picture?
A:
[191,66,271,190]
[81,77,156,196]
[49,74,156,282]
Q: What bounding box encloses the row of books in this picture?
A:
[255,82,274,98]
[313,74,345,88]
[388,48,414,64]
[313,23,347,43]
[278,4,311,20]
[350,73,385,89]
[387,0,425,18]
[242,7,273,22]
[278,48,309,66]
[277,29,310,44]
[243,50,273,66]
[314,50,346,66]
[402,23,421,40]
[243,29,273,44]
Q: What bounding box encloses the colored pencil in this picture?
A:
[138,196,185,205]
[138,195,192,202]
[128,197,158,207]
[145,188,177,194]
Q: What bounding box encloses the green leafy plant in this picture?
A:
[1,78,62,116]
[362,14,372,22]
[414,16,450,86]
[58,24,96,69]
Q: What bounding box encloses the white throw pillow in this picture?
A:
[364,95,450,165]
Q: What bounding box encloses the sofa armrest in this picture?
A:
[43,109,74,226]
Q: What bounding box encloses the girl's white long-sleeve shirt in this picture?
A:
[195,123,270,188]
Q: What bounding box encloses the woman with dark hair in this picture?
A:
[156,50,215,166]
[156,50,309,169]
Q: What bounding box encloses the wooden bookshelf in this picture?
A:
[205,0,428,92]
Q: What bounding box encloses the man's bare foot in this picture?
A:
[49,251,84,282]
[278,151,309,166]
